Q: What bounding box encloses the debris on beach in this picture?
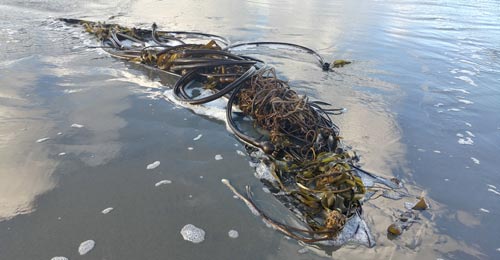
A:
[60,18,411,247]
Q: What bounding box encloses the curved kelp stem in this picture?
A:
[58,18,406,247]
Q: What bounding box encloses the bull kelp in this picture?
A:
[59,18,413,246]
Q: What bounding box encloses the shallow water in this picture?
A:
[1,0,499,259]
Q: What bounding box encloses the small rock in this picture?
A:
[387,223,402,236]
[412,197,429,210]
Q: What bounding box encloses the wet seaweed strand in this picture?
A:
[60,18,364,242]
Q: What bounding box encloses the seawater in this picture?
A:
[0,0,499,259]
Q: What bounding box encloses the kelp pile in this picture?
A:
[60,18,373,244]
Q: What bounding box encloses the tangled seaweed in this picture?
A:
[60,18,387,244]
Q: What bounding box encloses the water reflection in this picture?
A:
[1,0,499,258]
[0,31,129,220]
[0,60,58,221]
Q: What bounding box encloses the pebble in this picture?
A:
[387,223,402,235]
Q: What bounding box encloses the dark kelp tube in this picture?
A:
[58,18,393,246]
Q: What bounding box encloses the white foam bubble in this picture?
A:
[433,150,441,154]
[187,147,194,150]
[236,150,246,156]
[63,88,84,94]
[163,89,226,121]
[108,70,163,89]
[458,99,473,105]
[465,122,472,127]
[58,152,66,156]
[458,137,474,145]
[51,257,68,260]
[298,247,309,254]
[254,161,275,182]
[459,69,476,76]
[36,137,50,143]
[193,134,203,141]
[228,229,239,238]
[465,131,475,137]
[155,180,172,187]
[434,103,444,107]
[444,88,470,94]
[455,76,477,86]
[456,133,464,137]
[479,208,490,213]
[180,224,205,243]
[57,132,63,135]
[78,240,95,255]
[146,161,160,170]
[487,184,497,190]
[215,154,223,160]
[447,108,461,112]
[102,207,113,214]
[71,123,84,128]
[470,157,480,164]
[488,189,500,196]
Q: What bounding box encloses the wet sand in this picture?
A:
[1,0,500,259]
